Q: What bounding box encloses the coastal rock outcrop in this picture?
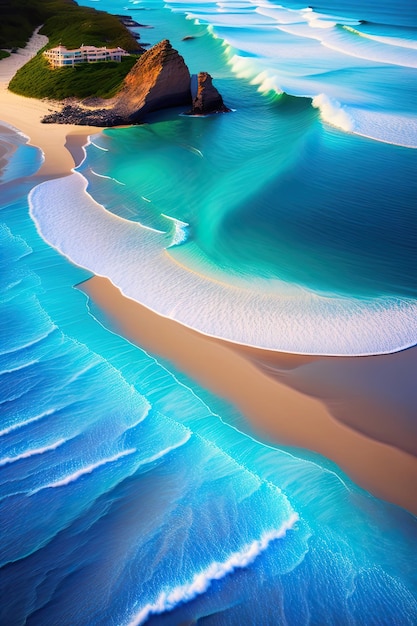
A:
[42,41,229,126]
[113,39,191,123]
[189,72,231,115]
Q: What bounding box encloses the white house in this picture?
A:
[43,45,129,67]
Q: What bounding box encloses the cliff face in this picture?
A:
[113,39,191,122]
[190,72,231,115]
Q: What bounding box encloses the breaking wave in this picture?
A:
[29,173,417,356]
[166,0,417,146]
[128,512,299,626]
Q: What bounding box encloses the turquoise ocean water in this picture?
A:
[30,0,417,354]
[1,0,417,623]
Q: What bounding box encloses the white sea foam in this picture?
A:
[30,432,190,494]
[312,93,354,132]
[342,25,417,51]
[165,0,417,147]
[0,438,66,466]
[0,358,39,375]
[138,431,191,465]
[127,512,299,625]
[29,174,417,356]
[66,355,103,384]
[272,20,417,68]
[348,109,417,149]
[124,405,151,431]
[317,29,417,69]
[90,169,125,185]
[90,140,108,152]
[249,68,284,94]
[31,448,137,492]
[161,213,190,247]
[2,277,23,293]
[180,144,204,158]
[0,408,56,438]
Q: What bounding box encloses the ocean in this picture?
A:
[30,0,417,355]
[1,0,417,623]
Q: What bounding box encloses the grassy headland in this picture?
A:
[3,0,142,99]
[9,55,138,100]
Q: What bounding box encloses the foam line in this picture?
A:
[28,173,417,355]
[90,141,108,151]
[31,448,137,492]
[343,25,417,50]
[124,405,152,431]
[137,432,191,466]
[0,358,40,375]
[90,168,126,185]
[127,512,299,625]
[0,408,56,438]
[165,0,417,147]
[66,356,103,384]
[0,439,66,466]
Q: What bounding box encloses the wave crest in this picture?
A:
[312,93,354,132]
[28,173,417,356]
[128,512,299,625]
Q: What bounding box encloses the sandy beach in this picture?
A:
[79,275,417,515]
[0,28,98,178]
[1,31,416,516]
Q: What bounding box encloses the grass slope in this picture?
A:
[3,0,142,99]
[10,55,138,99]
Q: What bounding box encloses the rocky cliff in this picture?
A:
[42,41,228,126]
[189,72,231,115]
[113,39,191,123]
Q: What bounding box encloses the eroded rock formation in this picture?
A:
[189,72,231,115]
[113,39,191,123]
[42,41,229,126]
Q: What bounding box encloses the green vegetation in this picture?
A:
[39,1,140,52]
[0,0,47,49]
[10,54,138,99]
[0,0,139,51]
[2,0,142,99]
[0,50,10,60]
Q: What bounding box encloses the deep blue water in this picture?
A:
[1,0,417,623]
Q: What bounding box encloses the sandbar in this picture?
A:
[79,274,417,515]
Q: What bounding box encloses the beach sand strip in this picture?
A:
[80,274,417,515]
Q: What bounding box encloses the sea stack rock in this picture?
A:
[114,39,191,122]
[190,72,231,115]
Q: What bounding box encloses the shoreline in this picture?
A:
[0,29,102,178]
[1,32,416,516]
[80,274,417,516]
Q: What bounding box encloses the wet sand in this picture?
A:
[80,275,417,515]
